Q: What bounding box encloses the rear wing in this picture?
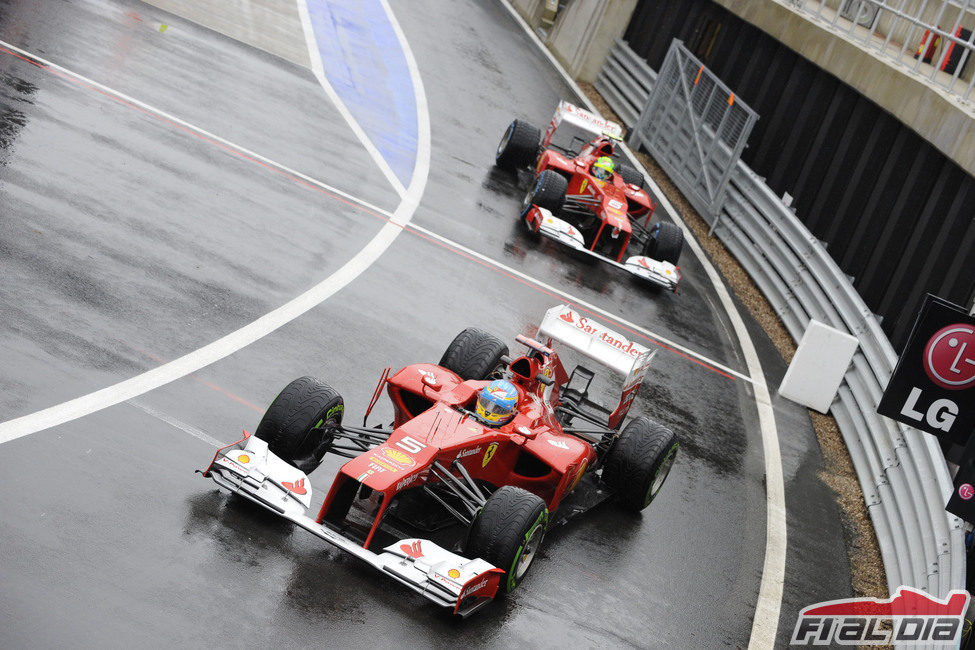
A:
[542,100,624,150]
[538,304,655,428]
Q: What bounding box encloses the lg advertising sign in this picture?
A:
[878,295,975,445]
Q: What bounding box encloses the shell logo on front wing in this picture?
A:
[381,447,416,468]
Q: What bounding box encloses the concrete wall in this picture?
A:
[545,0,638,82]
[713,0,975,182]
[510,0,545,28]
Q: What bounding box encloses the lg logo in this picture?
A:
[898,323,975,433]
[924,324,975,389]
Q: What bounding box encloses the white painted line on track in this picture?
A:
[0,4,430,446]
[296,1,408,199]
[0,29,749,445]
[495,2,787,646]
[129,401,222,448]
[0,39,394,219]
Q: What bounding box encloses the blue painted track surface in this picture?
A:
[306,0,417,188]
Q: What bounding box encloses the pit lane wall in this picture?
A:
[509,0,967,606]
[711,157,965,601]
[608,37,966,601]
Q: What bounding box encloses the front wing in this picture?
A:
[200,433,503,616]
[526,206,680,291]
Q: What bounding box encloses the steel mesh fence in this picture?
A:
[630,40,758,225]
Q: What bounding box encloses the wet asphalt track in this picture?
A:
[0,1,854,647]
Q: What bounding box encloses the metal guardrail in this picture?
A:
[598,39,966,599]
[718,164,965,598]
[594,39,656,128]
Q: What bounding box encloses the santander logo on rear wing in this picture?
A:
[553,101,623,139]
[538,304,655,429]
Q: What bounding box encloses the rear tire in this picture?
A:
[602,417,678,512]
[520,169,567,217]
[255,376,344,474]
[439,328,509,380]
[467,486,548,593]
[496,119,540,170]
[617,163,644,188]
[642,221,684,265]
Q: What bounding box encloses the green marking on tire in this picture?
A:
[325,404,344,419]
[507,509,548,591]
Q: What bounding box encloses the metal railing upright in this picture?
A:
[788,0,975,104]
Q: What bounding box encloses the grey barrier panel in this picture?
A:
[595,38,965,600]
[629,40,758,226]
[594,39,656,128]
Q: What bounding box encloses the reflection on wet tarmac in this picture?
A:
[0,70,35,163]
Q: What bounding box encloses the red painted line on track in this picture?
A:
[0,43,393,223]
[120,341,264,413]
[2,45,737,383]
[402,226,737,380]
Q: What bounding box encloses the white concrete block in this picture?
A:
[779,320,859,413]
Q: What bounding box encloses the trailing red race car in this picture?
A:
[496,101,684,292]
[200,305,679,616]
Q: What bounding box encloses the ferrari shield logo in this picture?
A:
[482,442,499,468]
[568,459,587,492]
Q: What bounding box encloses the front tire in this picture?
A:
[642,221,684,265]
[255,376,344,474]
[520,169,567,217]
[438,328,509,380]
[617,163,644,188]
[602,417,678,511]
[466,486,548,593]
[496,119,540,170]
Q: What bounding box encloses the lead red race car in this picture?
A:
[496,101,684,292]
[200,305,679,616]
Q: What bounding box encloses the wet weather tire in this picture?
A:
[642,221,684,265]
[602,417,678,512]
[467,486,548,593]
[255,376,344,474]
[495,119,540,170]
[520,170,567,217]
[439,328,510,380]
[617,163,644,188]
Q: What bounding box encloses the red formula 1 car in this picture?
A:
[495,101,684,292]
[200,305,679,616]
